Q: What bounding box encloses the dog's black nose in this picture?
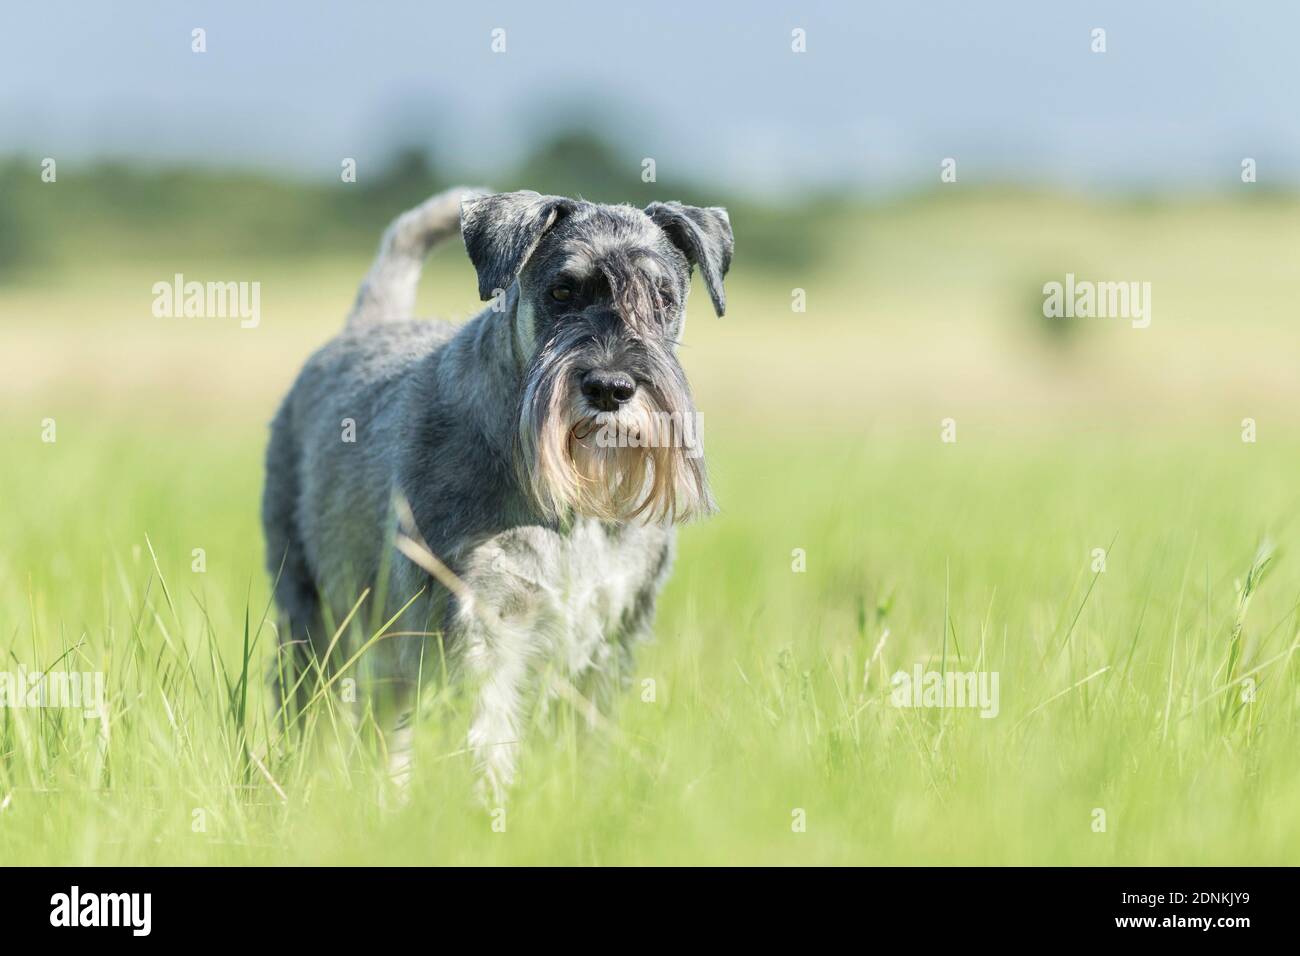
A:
[581,369,637,411]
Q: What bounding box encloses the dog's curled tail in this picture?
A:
[346,185,489,329]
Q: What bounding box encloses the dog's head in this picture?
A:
[461,191,733,525]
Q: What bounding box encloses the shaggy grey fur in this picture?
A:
[262,187,732,798]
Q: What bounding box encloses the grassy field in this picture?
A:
[1,190,1299,864]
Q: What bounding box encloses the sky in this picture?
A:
[2,0,1297,196]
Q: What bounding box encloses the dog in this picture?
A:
[261,187,733,799]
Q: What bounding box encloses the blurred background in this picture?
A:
[2,0,1298,430]
[2,1,1299,864]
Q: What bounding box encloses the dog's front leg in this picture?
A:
[459,605,533,805]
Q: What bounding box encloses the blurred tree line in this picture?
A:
[0,127,838,278]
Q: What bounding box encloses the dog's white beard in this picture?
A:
[526,387,712,525]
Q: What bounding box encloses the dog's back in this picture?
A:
[267,320,454,600]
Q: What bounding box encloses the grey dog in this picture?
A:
[261,187,733,797]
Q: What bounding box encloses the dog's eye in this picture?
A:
[550,285,573,303]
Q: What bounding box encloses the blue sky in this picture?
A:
[2,1,1296,195]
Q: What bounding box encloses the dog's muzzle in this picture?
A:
[516,324,714,524]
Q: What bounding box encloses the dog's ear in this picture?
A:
[644,202,734,317]
[460,191,575,301]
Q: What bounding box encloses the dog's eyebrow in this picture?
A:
[633,254,666,276]
[561,252,596,277]
[561,254,595,277]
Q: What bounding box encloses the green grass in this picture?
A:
[2,417,1298,865]
[2,189,1299,864]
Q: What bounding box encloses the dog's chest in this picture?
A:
[464,520,671,674]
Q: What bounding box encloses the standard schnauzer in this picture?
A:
[262,187,733,797]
